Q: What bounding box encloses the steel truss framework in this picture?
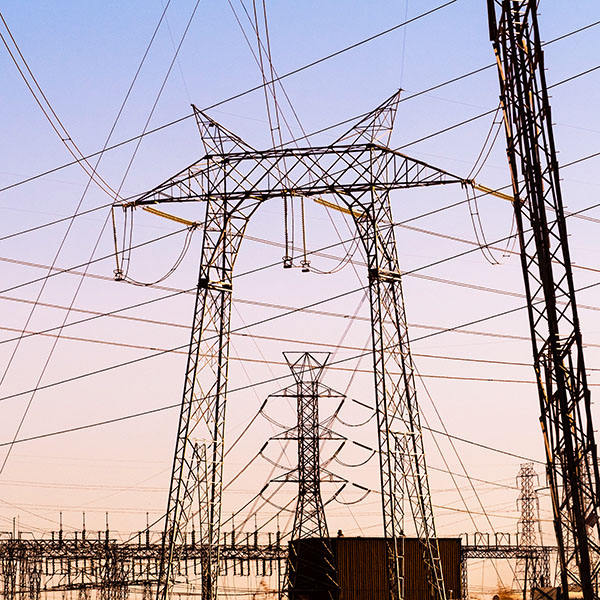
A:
[270,352,343,600]
[0,532,553,600]
[128,91,464,600]
[514,463,547,591]
[463,544,552,600]
[0,532,285,599]
[488,1,600,597]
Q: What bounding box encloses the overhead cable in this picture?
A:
[2,13,597,197]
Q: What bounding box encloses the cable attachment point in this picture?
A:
[282,256,293,269]
[113,269,124,282]
[301,260,310,273]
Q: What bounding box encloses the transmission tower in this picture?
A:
[514,463,548,593]
[272,352,341,540]
[270,352,343,600]
[127,90,465,600]
[488,1,600,597]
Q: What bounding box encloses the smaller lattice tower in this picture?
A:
[270,352,344,600]
[514,463,548,593]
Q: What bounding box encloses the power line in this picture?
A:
[3,12,597,551]
[0,226,188,297]
[1,159,599,349]
[7,293,598,372]
[0,188,599,410]
[0,193,595,475]
[0,322,550,384]
[397,60,600,151]
[2,13,597,198]
[2,272,599,448]
[0,189,483,340]
[4,245,600,363]
[0,0,458,196]
[1,200,598,322]
[0,0,203,482]
[0,202,113,242]
[0,15,598,531]
[339,398,544,465]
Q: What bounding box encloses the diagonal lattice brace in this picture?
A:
[128,144,462,208]
[192,106,256,156]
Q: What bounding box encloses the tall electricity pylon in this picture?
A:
[488,1,600,597]
[128,91,464,600]
[270,352,343,600]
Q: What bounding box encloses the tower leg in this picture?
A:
[460,556,468,600]
[156,200,253,600]
[351,184,446,600]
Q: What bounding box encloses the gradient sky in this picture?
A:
[1,1,600,596]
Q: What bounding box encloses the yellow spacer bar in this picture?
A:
[313,196,364,218]
[471,182,514,203]
[142,206,199,227]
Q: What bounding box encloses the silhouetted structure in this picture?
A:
[488,1,600,596]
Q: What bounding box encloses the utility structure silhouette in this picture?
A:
[0,524,556,599]
[514,463,548,593]
[127,90,462,600]
[192,441,214,600]
[269,352,343,600]
[488,0,600,597]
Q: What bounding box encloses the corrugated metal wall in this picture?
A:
[402,538,462,600]
[336,537,390,600]
[289,538,338,600]
[289,537,461,600]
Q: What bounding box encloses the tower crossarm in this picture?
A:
[126,144,463,208]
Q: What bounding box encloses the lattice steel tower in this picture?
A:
[270,352,343,600]
[271,353,340,540]
[514,463,548,592]
[127,91,463,600]
[488,1,600,597]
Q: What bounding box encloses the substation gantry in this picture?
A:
[0,527,555,599]
[126,91,467,600]
[488,1,600,597]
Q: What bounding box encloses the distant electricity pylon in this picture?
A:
[270,352,343,600]
[514,463,549,593]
